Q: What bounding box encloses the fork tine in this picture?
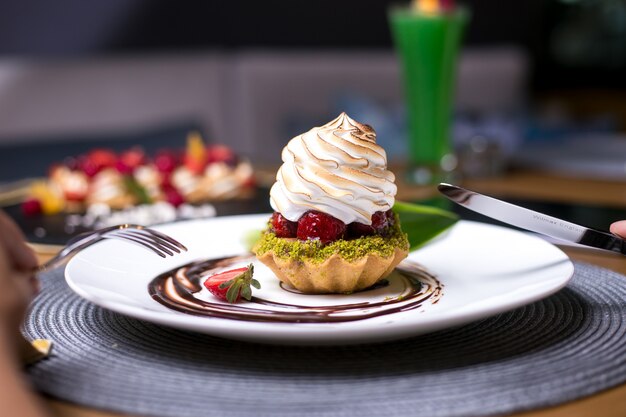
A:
[120,229,184,253]
[150,231,187,252]
[104,232,169,257]
[105,226,187,257]
[104,234,167,258]
[38,224,187,272]
[137,228,188,252]
[106,231,174,256]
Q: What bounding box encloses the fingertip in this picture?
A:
[610,220,626,238]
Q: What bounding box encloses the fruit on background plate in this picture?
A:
[22,132,255,217]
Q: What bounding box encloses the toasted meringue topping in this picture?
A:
[270,113,397,225]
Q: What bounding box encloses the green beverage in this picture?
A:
[389,5,468,184]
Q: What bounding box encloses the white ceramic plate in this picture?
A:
[65,214,574,345]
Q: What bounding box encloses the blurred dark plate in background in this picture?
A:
[0,122,271,244]
[4,189,272,245]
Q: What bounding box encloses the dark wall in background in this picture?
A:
[0,0,541,54]
[1,0,626,90]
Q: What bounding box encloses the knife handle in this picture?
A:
[579,229,626,254]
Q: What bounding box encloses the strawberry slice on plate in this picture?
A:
[203,264,260,303]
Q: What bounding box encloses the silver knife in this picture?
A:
[438,183,626,254]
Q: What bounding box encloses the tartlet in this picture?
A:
[253,113,409,294]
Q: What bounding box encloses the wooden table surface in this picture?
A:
[31,169,626,417]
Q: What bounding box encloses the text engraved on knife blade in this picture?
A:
[531,214,585,235]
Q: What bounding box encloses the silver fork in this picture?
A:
[39,224,187,272]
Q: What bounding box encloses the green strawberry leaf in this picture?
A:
[240,285,252,301]
[222,264,258,303]
[226,280,242,303]
[218,278,235,290]
[393,201,459,251]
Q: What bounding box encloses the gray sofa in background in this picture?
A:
[0,48,527,164]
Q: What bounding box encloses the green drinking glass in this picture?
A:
[389,5,469,184]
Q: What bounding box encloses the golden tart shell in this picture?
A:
[255,247,408,294]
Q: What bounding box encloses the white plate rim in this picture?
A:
[64,215,575,345]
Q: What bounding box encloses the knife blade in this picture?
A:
[438,183,626,255]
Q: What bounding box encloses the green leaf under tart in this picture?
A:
[393,201,459,251]
[242,228,263,252]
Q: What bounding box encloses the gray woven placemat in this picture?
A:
[24,262,626,417]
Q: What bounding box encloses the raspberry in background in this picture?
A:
[207,144,237,166]
[154,150,179,174]
[164,187,184,207]
[79,149,117,177]
[21,198,42,217]
[116,148,147,175]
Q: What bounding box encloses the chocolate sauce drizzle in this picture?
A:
[148,255,443,323]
